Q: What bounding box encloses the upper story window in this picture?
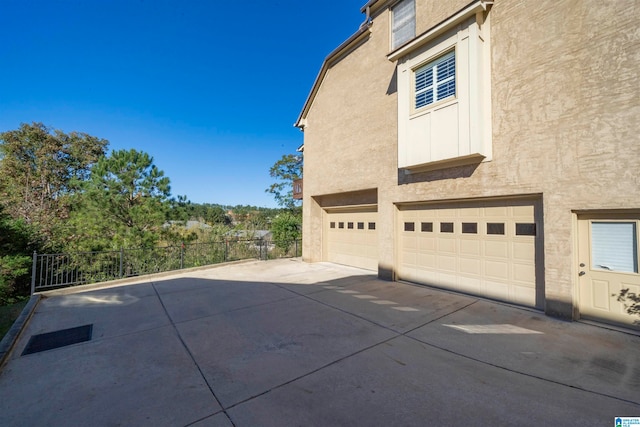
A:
[393,1,493,172]
[392,0,415,49]
[415,51,456,109]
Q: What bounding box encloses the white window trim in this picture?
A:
[591,221,639,274]
[388,0,493,62]
[395,4,492,172]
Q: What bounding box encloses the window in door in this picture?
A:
[591,222,638,273]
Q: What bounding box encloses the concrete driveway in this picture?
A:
[0,259,638,426]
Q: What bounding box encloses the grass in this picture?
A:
[0,300,28,341]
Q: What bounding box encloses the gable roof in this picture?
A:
[294,14,373,129]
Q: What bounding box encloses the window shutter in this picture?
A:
[414,51,456,109]
[435,54,456,101]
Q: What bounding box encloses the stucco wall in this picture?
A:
[414,0,471,35]
[300,0,640,318]
[302,10,397,263]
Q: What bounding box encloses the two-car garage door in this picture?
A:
[398,201,541,308]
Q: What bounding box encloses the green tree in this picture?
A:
[0,207,42,304]
[69,149,172,250]
[266,154,302,209]
[0,122,108,245]
[270,212,301,251]
[204,205,232,226]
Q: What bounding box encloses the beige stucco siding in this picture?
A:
[302,11,397,263]
[489,0,640,314]
[300,0,640,318]
[303,23,397,196]
[414,0,472,36]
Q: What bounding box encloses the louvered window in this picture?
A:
[415,51,456,109]
[392,0,415,49]
[591,222,638,273]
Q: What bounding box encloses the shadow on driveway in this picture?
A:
[0,259,638,426]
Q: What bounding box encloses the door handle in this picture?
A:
[578,262,586,276]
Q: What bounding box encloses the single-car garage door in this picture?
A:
[398,201,541,308]
[325,207,378,271]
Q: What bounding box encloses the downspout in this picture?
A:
[360,5,372,29]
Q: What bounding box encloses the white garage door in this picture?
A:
[398,201,540,308]
[325,208,378,271]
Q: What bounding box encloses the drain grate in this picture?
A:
[22,324,93,356]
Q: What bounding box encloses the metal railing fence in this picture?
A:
[31,238,301,293]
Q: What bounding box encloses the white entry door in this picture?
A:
[578,215,640,330]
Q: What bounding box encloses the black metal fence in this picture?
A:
[31,238,301,293]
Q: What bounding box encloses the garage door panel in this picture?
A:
[512,288,536,306]
[399,201,539,308]
[403,252,417,265]
[460,239,481,256]
[513,241,535,261]
[402,269,417,282]
[439,272,459,286]
[419,237,436,251]
[483,281,509,300]
[417,253,436,268]
[437,209,456,218]
[513,263,535,284]
[462,208,481,217]
[457,276,481,293]
[439,255,457,272]
[403,236,417,250]
[513,205,534,218]
[460,257,481,275]
[485,240,508,258]
[485,206,508,217]
[485,260,509,280]
[326,209,378,271]
[438,239,456,253]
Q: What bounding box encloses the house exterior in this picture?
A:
[295,0,640,330]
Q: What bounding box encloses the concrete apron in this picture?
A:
[0,259,257,370]
[0,258,638,426]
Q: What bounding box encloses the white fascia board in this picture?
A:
[387,0,493,62]
[360,0,392,14]
[360,0,378,13]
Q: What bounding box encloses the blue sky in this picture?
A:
[0,0,366,207]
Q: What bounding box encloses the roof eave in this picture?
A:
[294,23,373,129]
[360,0,389,14]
